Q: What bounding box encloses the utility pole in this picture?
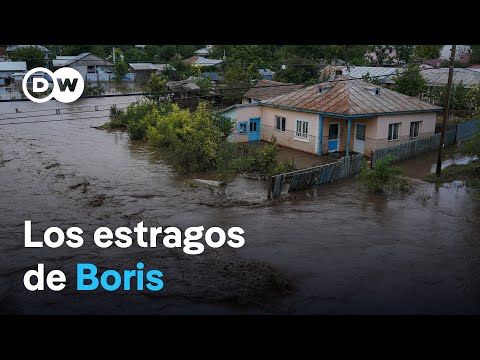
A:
[112,46,116,64]
[436,45,456,175]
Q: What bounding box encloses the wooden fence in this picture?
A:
[372,129,457,166]
[270,154,364,199]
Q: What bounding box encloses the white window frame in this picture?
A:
[275,115,286,132]
[388,123,400,141]
[409,121,421,139]
[295,119,309,142]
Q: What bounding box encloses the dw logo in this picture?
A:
[22,67,85,104]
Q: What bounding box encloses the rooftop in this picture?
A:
[166,80,200,92]
[129,63,175,71]
[262,77,441,116]
[184,56,223,67]
[342,66,402,80]
[419,68,480,87]
[0,61,27,72]
[244,79,304,101]
[6,45,49,53]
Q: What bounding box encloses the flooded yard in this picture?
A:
[1,97,480,314]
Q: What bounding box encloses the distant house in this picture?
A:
[195,47,210,57]
[129,63,175,81]
[166,79,200,98]
[0,61,27,86]
[242,79,304,104]
[220,77,441,156]
[330,66,402,88]
[6,45,49,60]
[184,56,222,67]
[258,68,274,80]
[199,72,224,84]
[54,53,114,80]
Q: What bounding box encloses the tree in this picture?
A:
[274,55,318,84]
[358,155,408,193]
[144,73,167,101]
[222,62,261,103]
[393,64,426,97]
[367,45,394,65]
[113,62,128,82]
[432,82,470,110]
[414,45,442,59]
[10,46,45,70]
[393,45,415,64]
[362,72,382,85]
[469,45,480,64]
[124,47,147,62]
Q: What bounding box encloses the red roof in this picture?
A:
[468,64,480,69]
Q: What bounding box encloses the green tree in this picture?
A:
[124,47,147,62]
[432,82,470,110]
[393,64,426,97]
[144,73,167,101]
[414,45,442,59]
[393,45,415,64]
[362,72,382,85]
[274,55,318,84]
[469,45,480,64]
[113,61,129,82]
[462,124,480,157]
[358,155,408,193]
[367,45,394,65]
[222,62,261,103]
[10,46,45,70]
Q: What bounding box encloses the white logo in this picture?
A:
[22,67,85,104]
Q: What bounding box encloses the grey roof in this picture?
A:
[200,72,224,81]
[6,45,49,53]
[420,68,480,87]
[195,48,210,56]
[166,80,200,92]
[185,56,223,67]
[261,77,441,116]
[0,62,27,72]
[129,63,175,71]
[63,53,91,66]
[53,56,76,67]
[343,66,402,80]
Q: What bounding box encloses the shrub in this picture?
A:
[358,155,408,193]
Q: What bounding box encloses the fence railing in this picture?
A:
[372,128,457,166]
[270,154,364,199]
[456,119,480,142]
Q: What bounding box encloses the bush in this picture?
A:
[358,155,408,193]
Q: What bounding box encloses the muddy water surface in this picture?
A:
[1,97,480,314]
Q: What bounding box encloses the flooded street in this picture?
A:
[1,97,480,314]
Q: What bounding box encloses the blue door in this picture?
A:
[328,123,339,152]
[248,118,260,142]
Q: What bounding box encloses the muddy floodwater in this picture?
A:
[1,97,480,314]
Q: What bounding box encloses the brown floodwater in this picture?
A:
[1,96,480,314]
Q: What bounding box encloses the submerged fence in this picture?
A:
[456,119,480,142]
[372,128,457,166]
[270,154,363,199]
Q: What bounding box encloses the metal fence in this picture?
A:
[270,154,364,199]
[372,129,457,166]
[456,119,480,142]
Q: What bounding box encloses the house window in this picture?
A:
[410,121,421,139]
[238,122,247,135]
[295,120,309,140]
[87,66,96,74]
[275,116,286,132]
[388,123,400,141]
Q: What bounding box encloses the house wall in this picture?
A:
[234,106,263,143]
[260,107,319,153]
[221,108,237,142]
[372,112,437,149]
